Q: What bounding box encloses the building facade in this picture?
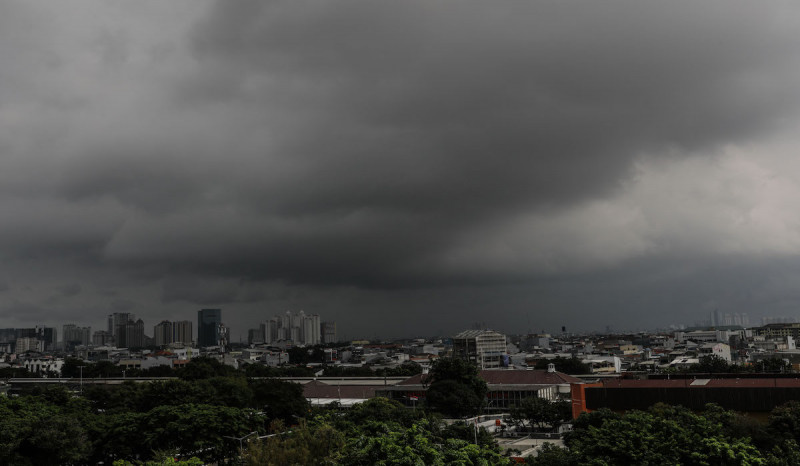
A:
[452,329,508,369]
[198,308,222,347]
[154,320,173,347]
[62,324,91,350]
[173,320,193,345]
[322,321,337,344]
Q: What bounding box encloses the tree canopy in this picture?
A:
[424,357,488,418]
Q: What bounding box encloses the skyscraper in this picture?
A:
[117,319,145,348]
[198,309,222,347]
[173,320,193,345]
[111,312,136,344]
[154,320,173,347]
[322,321,337,344]
[62,324,91,350]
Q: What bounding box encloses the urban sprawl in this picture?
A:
[5,309,800,463]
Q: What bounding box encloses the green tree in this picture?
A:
[533,357,590,375]
[0,366,30,378]
[753,358,793,373]
[103,404,264,463]
[564,404,767,465]
[510,397,571,432]
[768,401,800,446]
[251,378,310,423]
[525,442,577,466]
[425,358,487,418]
[288,347,312,365]
[0,395,93,465]
[176,357,238,380]
[113,457,204,466]
[335,418,507,466]
[244,419,344,466]
[689,355,734,373]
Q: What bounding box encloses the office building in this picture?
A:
[92,330,113,346]
[15,337,43,354]
[322,321,337,344]
[173,320,193,345]
[198,308,222,347]
[248,328,264,345]
[260,318,279,344]
[111,312,136,343]
[62,324,91,350]
[154,320,173,347]
[117,318,145,348]
[452,329,508,369]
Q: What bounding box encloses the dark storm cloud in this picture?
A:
[60,283,82,297]
[96,0,800,288]
[4,1,800,335]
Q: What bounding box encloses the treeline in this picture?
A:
[2,358,307,465]
[1,357,503,465]
[22,351,423,379]
[12,355,800,465]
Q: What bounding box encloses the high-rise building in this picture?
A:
[15,336,43,354]
[300,313,321,345]
[260,318,279,344]
[198,309,222,347]
[282,311,292,340]
[173,320,193,345]
[321,321,337,344]
[117,318,145,348]
[92,330,113,346]
[154,320,173,347]
[62,324,91,350]
[111,312,136,344]
[33,326,57,352]
[248,328,264,345]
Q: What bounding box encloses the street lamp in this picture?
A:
[224,431,258,464]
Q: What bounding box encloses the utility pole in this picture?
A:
[77,365,85,394]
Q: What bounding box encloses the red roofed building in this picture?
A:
[574,376,800,416]
[378,369,579,412]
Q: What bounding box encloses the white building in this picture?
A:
[22,358,64,376]
[698,342,732,362]
[452,329,508,369]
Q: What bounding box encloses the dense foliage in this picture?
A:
[532,357,591,375]
[509,397,571,431]
[0,358,308,464]
[424,357,488,417]
[12,354,800,464]
[244,397,506,466]
[526,402,800,465]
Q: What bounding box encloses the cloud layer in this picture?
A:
[2,1,800,336]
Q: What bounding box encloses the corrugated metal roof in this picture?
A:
[301,380,382,399]
[453,329,505,339]
[397,370,580,386]
[599,378,800,389]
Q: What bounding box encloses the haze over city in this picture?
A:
[4,1,800,337]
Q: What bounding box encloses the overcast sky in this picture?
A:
[4,1,800,339]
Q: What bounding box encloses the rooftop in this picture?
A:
[398,369,580,386]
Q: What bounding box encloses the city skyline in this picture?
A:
[6,2,800,337]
